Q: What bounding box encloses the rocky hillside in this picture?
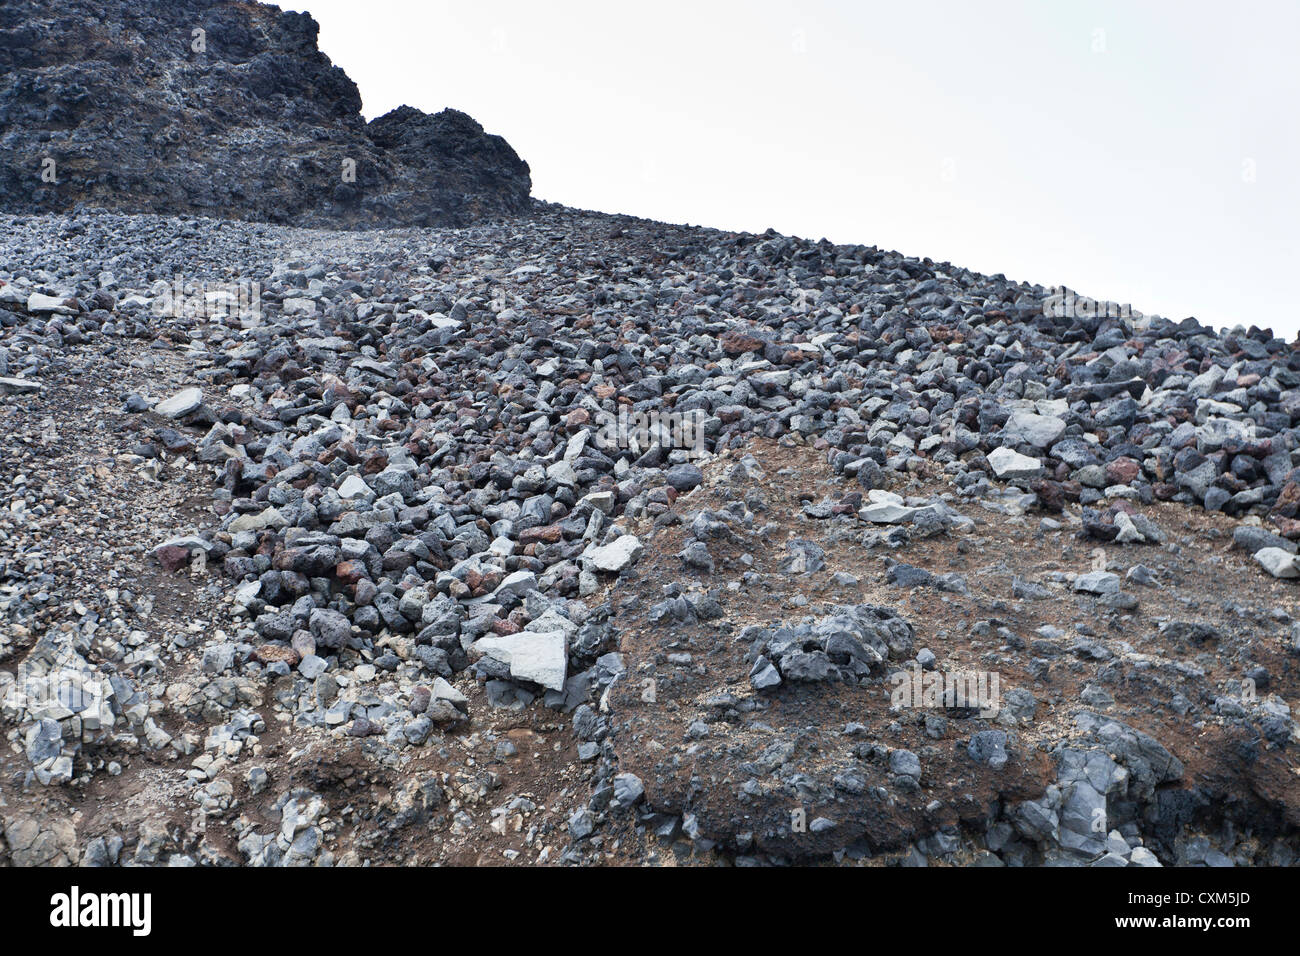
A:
[0,0,531,227]
[0,206,1297,867]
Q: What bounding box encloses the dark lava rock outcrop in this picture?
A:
[0,0,531,227]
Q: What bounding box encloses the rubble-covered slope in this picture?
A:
[0,205,1297,867]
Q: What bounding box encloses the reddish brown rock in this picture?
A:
[154,544,193,573]
[520,524,563,545]
[721,329,765,356]
[1031,479,1065,514]
[1272,515,1300,540]
[253,644,301,667]
[335,560,367,585]
[1105,457,1141,485]
[1272,481,1300,520]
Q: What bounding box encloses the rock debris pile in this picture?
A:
[0,203,1297,866]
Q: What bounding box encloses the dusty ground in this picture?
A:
[609,440,1299,862]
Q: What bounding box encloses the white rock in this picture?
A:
[1128,846,1162,867]
[234,580,262,608]
[153,534,213,554]
[0,377,42,394]
[494,569,538,597]
[860,500,915,524]
[430,677,467,706]
[228,507,287,534]
[154,387,203,418]
[472,631,567,691]
[337,475,371,499]
[587,534,643,572]
[565,429,591,462]
[26,292,74,314]
[282,297,317,316]
[1113,512,1144,544]
[987,446,1043,480]
[1254,547,1299,579]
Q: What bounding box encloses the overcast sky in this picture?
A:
[296,0,1300,338]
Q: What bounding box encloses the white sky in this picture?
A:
[295,0,1300,338]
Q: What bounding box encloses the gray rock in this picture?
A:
[153,387,203,418]
[1074,571,1121,594]
[611,772,645,808]
[1003,411,1066,449]
[309,608,351,649]
[968,730,1009,769]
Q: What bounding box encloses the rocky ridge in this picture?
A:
[0,0,531,227]
[0,203,1297,867]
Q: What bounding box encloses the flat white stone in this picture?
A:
[860,501,914,524]
[26,292,74,314]
[0,377,42,394]
[565,429,591,462]
[582,490,616,514]
[234,580,262,607]
[430,676,467,706]
[472,630,567,691]
[152,534,213,554]
[154,387,203,418]
[494,569,538,597]
[546,460,578,487]
[587,534,643,572]
[987,446,1042,480]
[1074,571,1121,594]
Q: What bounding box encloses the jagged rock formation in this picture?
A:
[0,0,531,227]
